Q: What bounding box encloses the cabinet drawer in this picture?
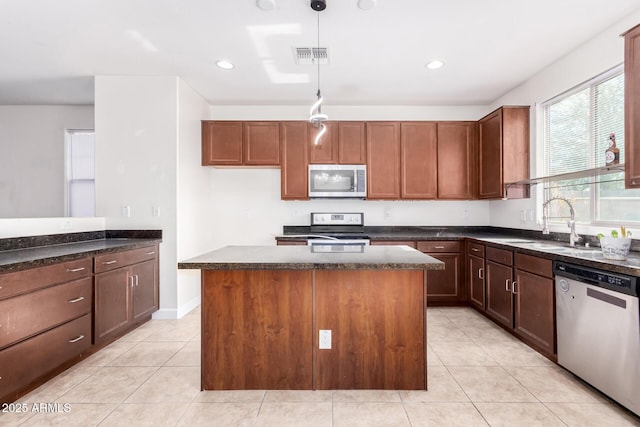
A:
[486,246,513,266]
[467,242,485,257]
[0,277,92,350]
[416,241,460,253]
[515,253,552,278]
[370,240,417,248]
[94,245,158,273]
[0,314,91,402]
[0,257,91,300]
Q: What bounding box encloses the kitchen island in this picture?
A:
[178,244,443,391]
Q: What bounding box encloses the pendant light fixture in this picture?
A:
[309,0,328,145]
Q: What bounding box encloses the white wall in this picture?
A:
[489,9,640,237]
[0,105,94,218]
[176,79,211,317]
[0,217,105,238]
[95,75,179,318]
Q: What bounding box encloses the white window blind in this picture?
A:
[66,130,95,217]
[542,65,640,225]
[543,71,625,175]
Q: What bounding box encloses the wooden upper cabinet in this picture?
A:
[243,122,280,165]
[280,122,309,200]
[366,122,401,199]
[309,122,338,164]
[202,121,243,165]
[400,122,437,199]
[201,121,280,166]
[478,106,529,199]
[338,122,366,164]
[624,24,640,188]
[309,121,366,164]
[437,122,478,199]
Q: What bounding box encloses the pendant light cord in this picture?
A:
[317,11,320,94]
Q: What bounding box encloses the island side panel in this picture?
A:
[314,269,426,390]
[201,269,313,390]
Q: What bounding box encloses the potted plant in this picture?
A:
[597,227,633,260]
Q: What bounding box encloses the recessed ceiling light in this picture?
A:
[216,60,235,70]
[256,0,276,11]
[357,0,376,10]
[425,59,445,70]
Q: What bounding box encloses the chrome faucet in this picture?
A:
[542,197,581,247]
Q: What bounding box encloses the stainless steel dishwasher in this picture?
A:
[555,261,640,416]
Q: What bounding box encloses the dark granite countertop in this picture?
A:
[178,245,444,270]
[0,230,162,273]
[277,226,640,277]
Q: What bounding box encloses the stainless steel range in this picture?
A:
[306,212,370,249]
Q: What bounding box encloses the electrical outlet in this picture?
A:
[152,206,160,217]
[121,205,131,217]
[319,330,331,349]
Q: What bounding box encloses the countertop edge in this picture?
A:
[0,238,162,273]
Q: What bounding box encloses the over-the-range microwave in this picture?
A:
[308,164,366,198]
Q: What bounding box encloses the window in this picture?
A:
[65,129,95,217]
[542,66,640,225]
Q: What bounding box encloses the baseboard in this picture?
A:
[152,295,201,320]
[177,295,201,318]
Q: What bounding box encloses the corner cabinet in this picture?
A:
[624,24,640,188]
[94,245,159,345]
[478,107,530,199]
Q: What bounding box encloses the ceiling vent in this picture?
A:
[294,47,329,65]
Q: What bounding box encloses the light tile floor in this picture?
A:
[2,306,640,426]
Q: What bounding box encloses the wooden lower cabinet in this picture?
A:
[0,314,91,403]
[0,258,93,404]
[469,254,485,309]
[514,253,555,356]
[416,241,462,304]
[200,268,426,390]
[201,270,313,390]
[277,240,307,246]
[94,246,159,345]
[486,261,514,328]
[315,270,425,389]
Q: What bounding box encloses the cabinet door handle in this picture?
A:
[135,275,139,286]
[478,268,484,280]
[505,279,511,292]
[68,335,85,343]
[471,248,479,252]
[129,275,134,288]
[67,267,86,273]
[146,251,156,255]
[68,296,85,303]
[512,281,518,295]
[102,260,118,265]
[434,246,445,249]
